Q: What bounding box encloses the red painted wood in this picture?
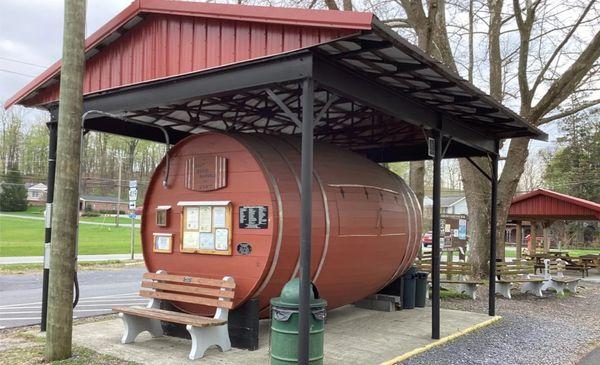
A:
[509,189,600,220]
[6,1,371,109]
[142,133,421,316]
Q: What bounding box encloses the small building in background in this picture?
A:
[423,194,468,216]
[79,194,129,213]
[26,183,47,205]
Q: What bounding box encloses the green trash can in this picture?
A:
[415,272,428,308]
[270,278,327,365]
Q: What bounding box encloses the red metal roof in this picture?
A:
[4,0,372,109]
[508,188,600,221]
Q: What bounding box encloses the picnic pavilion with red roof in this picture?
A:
[507,189,600,258]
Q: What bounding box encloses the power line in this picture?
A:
[0,56,47,69]
[0,68,36,78]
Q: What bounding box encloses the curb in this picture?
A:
[379,315,502,365]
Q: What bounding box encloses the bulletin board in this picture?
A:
[178,201,232,255]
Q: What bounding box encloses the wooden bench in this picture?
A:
[495,261,544,299]
[561,257,591,277]
[416,259,483,299]
[540,259,581,295]
[112,271,236,360]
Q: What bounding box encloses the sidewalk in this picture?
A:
[65,306,499,365]
[0,253,144,265]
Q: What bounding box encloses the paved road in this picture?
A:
[0,253,144,265]
[0,267,146,329]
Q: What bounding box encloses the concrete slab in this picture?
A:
[70,305,497,365]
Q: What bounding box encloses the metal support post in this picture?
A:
[298,78,314,365]
[41,110,58,332]
[431,129,442,339]
[488,146,499,317]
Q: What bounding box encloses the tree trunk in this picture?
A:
[409,160,425,211]
[460,157,491,275]
[46,0,86,360]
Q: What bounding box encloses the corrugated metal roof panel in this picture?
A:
[5,0,370,109]
[15,13,360,108]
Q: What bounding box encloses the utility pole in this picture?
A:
[46,0,86,361]
[116,156,122,227]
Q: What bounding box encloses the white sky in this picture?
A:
[0,0,555,154]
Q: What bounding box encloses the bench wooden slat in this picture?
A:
[112,306,227,328]
[143,273,236,289]
[141,281,235,299]
[437,279,483,284]
[139,290,234,309]
[497,278,544,283]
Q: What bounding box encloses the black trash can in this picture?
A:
[415,272,428,308]
[401,267,417,309]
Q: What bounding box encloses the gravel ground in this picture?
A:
[403,280,600,365]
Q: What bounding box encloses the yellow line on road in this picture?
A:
[380,316,502,365]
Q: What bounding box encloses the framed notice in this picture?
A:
[153,233,172,253]
[213,206,226,228]
[179,202,233,255]
[186,207,199,230]
[198,206,212,232]
[199,232,215,250]
[215,228,229,251]
[183,231,200,250]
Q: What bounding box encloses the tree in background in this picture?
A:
[315,0,600,275]
[0,169,28,211]
[544,111,600,202]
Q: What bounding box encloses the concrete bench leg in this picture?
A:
[541,280,553,292]
[186,324,231,360]
[495,282,512,299]
[521,282,544,297]
[457,283,477,300]
[565,280,579,293]
[118,313,163,344]
[551,281,565,296]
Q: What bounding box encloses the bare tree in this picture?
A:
[321,0,600,274]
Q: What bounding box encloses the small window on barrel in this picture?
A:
[156,205,171,227]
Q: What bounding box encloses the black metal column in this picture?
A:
[41,109,58,332]
[488,146,499,316]
[298,78,314,365]
[431,129,442,339]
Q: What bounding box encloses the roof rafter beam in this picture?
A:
[313,56,496,154]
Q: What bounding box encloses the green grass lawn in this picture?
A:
[11,205,140,224]
[0,215,141,257]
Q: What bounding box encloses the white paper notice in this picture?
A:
[215,228,229,251]
[155,235,170,250]
[198,206,212,232]
[186,207,199,230]
[213,206,226,228]
[183,231,200,249]
[199,232,215,250]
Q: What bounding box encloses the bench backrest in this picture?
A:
[496,260,533,276]
[139,272,236,310]
[416,259,474,277]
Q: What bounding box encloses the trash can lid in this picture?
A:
[416,272,429,278]
[270,278,327,308]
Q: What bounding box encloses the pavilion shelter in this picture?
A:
[5,1,546,362]
[508,189,600,257]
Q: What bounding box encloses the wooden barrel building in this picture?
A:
[142,132,422,315]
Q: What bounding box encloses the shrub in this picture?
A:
[0,170,28,211]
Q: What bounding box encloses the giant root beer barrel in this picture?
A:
[142,132,422,315]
